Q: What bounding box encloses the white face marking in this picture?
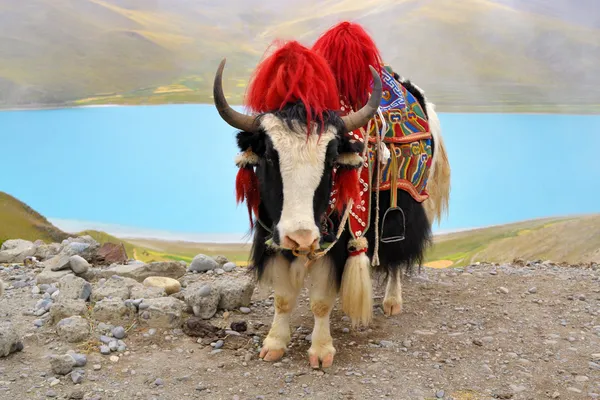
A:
[260,114,337,242]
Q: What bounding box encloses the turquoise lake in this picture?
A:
[1,105,599,240]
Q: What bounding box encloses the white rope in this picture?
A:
[371,112,383,267]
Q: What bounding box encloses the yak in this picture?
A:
[212,22,450,369]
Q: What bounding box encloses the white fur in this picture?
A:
[383,270,403,316]
[260,114,337,241]
[307,256,338,366]
[261,255,306,356]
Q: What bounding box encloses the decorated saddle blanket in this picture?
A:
[326,64,433,241]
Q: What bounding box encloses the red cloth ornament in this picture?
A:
[235,167,260,228]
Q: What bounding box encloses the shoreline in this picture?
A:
[1,102,599,116]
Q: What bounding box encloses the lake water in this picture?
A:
[1,105,599,241]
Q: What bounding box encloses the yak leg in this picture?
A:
[260,255,305,362]
[307,256,337,369]
[383,268,403,316]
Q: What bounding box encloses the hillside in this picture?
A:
[0,191,68,246]
[126,238,252,265]
[425,214,600,267]
[1,0,599,112]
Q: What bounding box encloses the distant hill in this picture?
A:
[1,0,599,112]
[0,191,68,246]
[426,215,600,267]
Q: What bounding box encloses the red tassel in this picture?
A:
[332,168,360,213]
[235,167,260,228]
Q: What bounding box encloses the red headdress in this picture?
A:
[245,40,340,136]
[312,21,383,111]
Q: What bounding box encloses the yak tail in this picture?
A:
[424,101,451,225]
[339,238,373,328]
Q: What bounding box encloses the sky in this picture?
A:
[1,105,600,242]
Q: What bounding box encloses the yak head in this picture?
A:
[213,58,382,252]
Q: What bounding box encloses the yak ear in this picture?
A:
[336,130,365,168]
[236,130,267,158]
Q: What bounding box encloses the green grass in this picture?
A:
[0,191,68,247]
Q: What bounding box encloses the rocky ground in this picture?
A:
[0,237,599,400]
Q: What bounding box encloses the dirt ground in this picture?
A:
[1,261,599,400]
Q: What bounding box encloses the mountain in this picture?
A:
[0,191,68,246]
[1,0,599,112]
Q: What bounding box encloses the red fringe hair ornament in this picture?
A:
[312,21,383,111]
[245,40,341,135]
[331,168,361,213]
[235,150,260,228]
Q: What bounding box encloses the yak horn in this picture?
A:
[213,58,259,132]
[341,65,383,133]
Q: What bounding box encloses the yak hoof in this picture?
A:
[308,345,336,369]
[383,298,403,316]
[259,347,285,362]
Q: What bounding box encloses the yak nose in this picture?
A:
[282,229,319,251]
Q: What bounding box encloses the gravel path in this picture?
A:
[1,261,599,400]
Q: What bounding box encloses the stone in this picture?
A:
[59,236,100,260]
[36,265,74,285]
[215,276,255,310]
[143,276,181,295]
[68,255,90,275]
[93,298,133,324]
[49,354,75,375]
[92,275,140,301]
[100,345,111,355]
[138,297,187,328]
[129,285,166,299]
[69,390,85,399]
[70,353,87,367]
[112,326,126,339]
[185,283,220,319]
[0,239,36,263]
[96,261,187,282]
[239,307,251,314]
[46,254,72,272]
[57,275,92,301]
[0,322,24,357]
[213,255,229,266]
[188,254,218,272]
[49,299,88,323]
[56,316,89,343]
[230,321,247,332]
[499,287,509,294]
[34,243,61,261]
[222,262,236,272]
[71,370,84,384]
[94,242,128,265]
[182,317,221,337]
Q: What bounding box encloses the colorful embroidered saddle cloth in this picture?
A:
[325,64,433,242]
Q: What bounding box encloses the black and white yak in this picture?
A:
[212,23,450,369]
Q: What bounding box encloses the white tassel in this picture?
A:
[340,238,373,328]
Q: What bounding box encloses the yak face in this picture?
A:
[236,106,349,251]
